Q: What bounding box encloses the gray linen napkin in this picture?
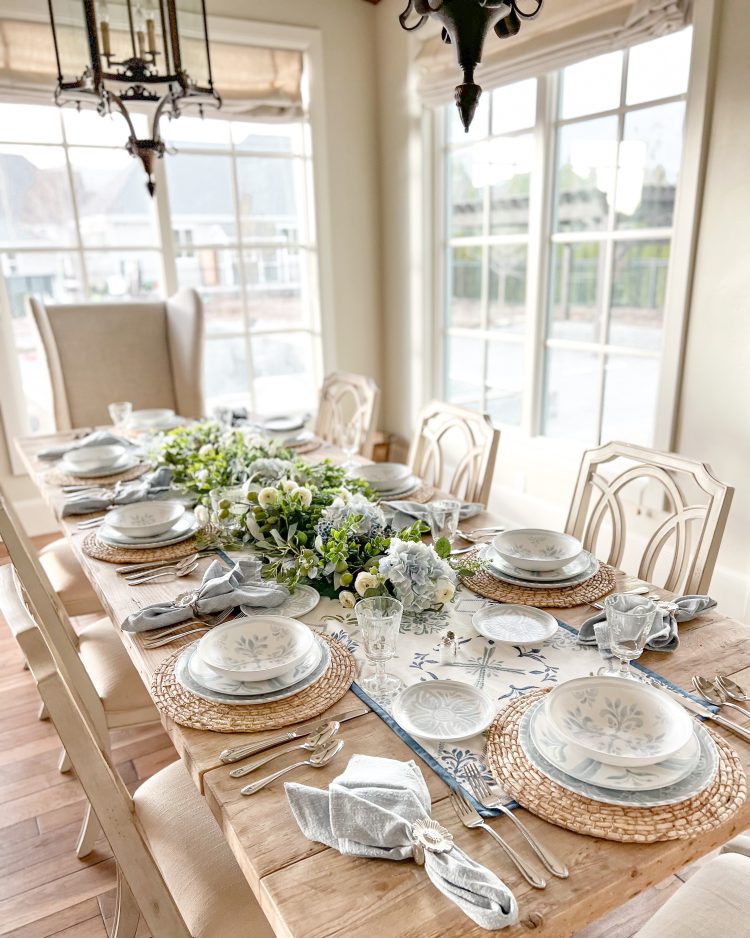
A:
[578,593,717,653]
[38,431,138,461]
[382,500,485,524]
[121,558,289,632]
[61,467,178,516]
[285,754,518,931]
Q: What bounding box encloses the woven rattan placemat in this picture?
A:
[150,632,356,732]
[82,531,199,564]
[485,689,746,843]
[45,463,149,486]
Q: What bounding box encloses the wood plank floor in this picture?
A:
[0,552,714,937]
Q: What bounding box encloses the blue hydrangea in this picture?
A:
[379,538,456,612]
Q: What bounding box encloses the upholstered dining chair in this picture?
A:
[565,441,734,595]
[0,529,273,938]
[29,287,204,430]
[315,371,380,458]
[0,490,159,858]
[408,401,500,505]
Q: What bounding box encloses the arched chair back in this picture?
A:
[315,371,379,457]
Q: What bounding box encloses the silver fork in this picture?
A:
[449,790,546,889]
[126,558,199,584]
[142,626,211,649]
[463,764,568,878]
[142,607,235,645]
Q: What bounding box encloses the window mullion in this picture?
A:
[228,133,256,413]
[59,113,90,299]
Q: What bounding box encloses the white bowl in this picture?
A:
[105,501,185,538]
[129,408,175,429]
[197,615,316,681]
[544,676,694,768]
[492,528,583,572]
[64,444,126,471]
[356,462,412,489]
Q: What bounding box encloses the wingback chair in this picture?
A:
[29,288,204,430]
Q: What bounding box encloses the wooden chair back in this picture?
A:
[315,371,380,457]
[408,401,500,505]
[0,493,191,936]
[565,440,734,594]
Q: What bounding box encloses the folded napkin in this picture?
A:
[286,754,518,931]
[122,558,289,632]
[38,430,138,462]
[578,593,717,653]
[61,467,177,516]
[382,500,485,524]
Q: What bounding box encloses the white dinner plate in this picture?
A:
[261,415,307,433]
[487,548,596,583]
[129,409,176,430]
[197,614,316,680]
[391,680,496,742]
[472,604,558,645]
[97,513,197,549]
[373,476,421,499]
[356,463,412,488]
[188,638,323,697]
[240,585,320,620]
[484,548,599,590]
[59,453,141,478]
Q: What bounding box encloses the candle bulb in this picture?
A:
[146,17,156,55]
[135,5,146,59]
[98,0,111,57]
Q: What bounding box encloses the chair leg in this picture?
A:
[111,866,140,938]
[58,746,72,773]
[38,701,49,720]
[75,801,102,858]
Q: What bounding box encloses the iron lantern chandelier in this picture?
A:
[47,0,221,194]
[399,0,543,132]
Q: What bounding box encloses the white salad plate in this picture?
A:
[240,585,320,620]
[356,463,412,488]
[519,701,718,807]
[484,547,598,590]
[97,512,197,549]
[129,408,176,430]
[197,615,316,681]
[374,476,421,499]
[391,680,496,742]
[544,676,694,768]
[105,501,185,538]
[60,452,141,478]
[63,444,127,472]
[487,548,595,583]
[261,415,307,433]
[528,698,701,791]
[176,637,331,706]
[188,637,323,697]
[493,529,583,572]
[472,604,558,645]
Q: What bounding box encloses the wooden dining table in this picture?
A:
[15,430,750,938]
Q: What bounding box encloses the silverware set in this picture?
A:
[692,674,750,718]
[141,606,237,649]
[124,556,200,585]
[457,526,505,544]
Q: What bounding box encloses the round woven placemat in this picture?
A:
[461,551,616,608]
[485,688,746,843]
[289,437,325,455]
[150,633,355,732]
[45,463,149,486]
[82,531,200,564]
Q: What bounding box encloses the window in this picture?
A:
[440,29,693,447]
[0,100,322,432]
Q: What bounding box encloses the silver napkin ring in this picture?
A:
[174,589,202,617]
[410,818,454,866]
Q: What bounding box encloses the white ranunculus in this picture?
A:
[435,578,455,605]
[194,468,209,483]
[355,571,379,596]
[280,478,298,493]
[295,486,313,508]
[339,590,356,609]
[194,505,210,527]
[258,487,280,509]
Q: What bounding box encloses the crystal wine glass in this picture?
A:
[340,419,360,473]
[604,595,659,680]
[355,596,404,701]
[429,499,461,545]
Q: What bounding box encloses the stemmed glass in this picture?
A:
[604,595,659,680]
[108,401,132,429]
[340,419,361,473]
[355,596,404,702]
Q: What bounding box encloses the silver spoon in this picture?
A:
[692,676,750,717]
[127,560,199,585]
[229,722,341,778]
[126,556,198,583]
[241,739,344,796]
[717,673,750,703]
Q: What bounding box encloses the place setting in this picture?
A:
[40,431,149,486]
[80,499,202,564]
[355,461,433,502]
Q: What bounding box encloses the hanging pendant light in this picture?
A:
[399,0,543,132]
[47,0,221,194]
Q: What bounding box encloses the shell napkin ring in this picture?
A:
[410,817,454,866]
[174,589,201,615]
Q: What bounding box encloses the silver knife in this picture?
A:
[663,687,750,744]
[219,705,370,763]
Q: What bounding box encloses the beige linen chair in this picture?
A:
[0,533,273,937]
[29,287,204,430]
[315,371,379,458]
[565,441,734,594]
[0,490,159,857]
[408,401,500,505]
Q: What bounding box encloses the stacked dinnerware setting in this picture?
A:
[59,443,139,478]
[99,502,197,551]
[486,528,595,589]
[355,462,422,499]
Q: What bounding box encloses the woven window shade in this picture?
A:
[0,18,304,119]
[416,0,693,104]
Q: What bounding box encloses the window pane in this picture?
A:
[0,103,62,143]
[0,145,76,247]
[69,147,158,247]
[204,337,251,409]
[548,242,604,342]
[63,108,148,146]
[627,29,692,106]
[161,115,230,149]
[560,51,623,120]
[554,117,617,231]
[615,102,685,229]
[166,153,236,244]
[491,79,536,134]
[236,157,305,243]
[251,333,317,414]
[445,336,483,406]
[542,348,600,442]
[446,94,489,144]
[609,241,670,351]
[175,249,243,335]
[446,145,484,238]
[246,247,306,330]
[488,134,533,234]
[85,251,163,300]
[486,341,523,426]
[446,246,483,329]
[601,354,659,444]
[231,121,305,154]
[488,245,526,332]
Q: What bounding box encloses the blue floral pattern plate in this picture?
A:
[520,699,718,807]
[98,512,197,549]
[391,680,496,742]
[188,639,323,697]
[486,548,596,583]
[198,614,316,680]
[472,604,558,645]
[240,585,320,620]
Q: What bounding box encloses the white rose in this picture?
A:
[194,468,209,483]
[198,444,214,457]
[258,487,279,509]
[339,590,356,609]
[194,505,210,527]
[295,486,313,508]
[280,478,297,493]
[355,571,379,596]
[435,578,455,605]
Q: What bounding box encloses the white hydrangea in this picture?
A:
[379,538,457,612]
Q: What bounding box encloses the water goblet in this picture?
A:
[340,420,360,472]
[355,596,404,701]
[429,499,461,545]
[210,485,246,535]
[108,401,132,429]
[604,595,659,680]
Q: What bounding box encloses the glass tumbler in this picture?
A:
[604,595,659,680]
[429,499,461,545]
[355,596,404,701]
[108,401,132,429]
[210,485,246,535]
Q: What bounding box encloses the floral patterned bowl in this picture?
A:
[105,500,185,538]
[197,615,316,681]
[492,529,583,572]
[544,676,694,767]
